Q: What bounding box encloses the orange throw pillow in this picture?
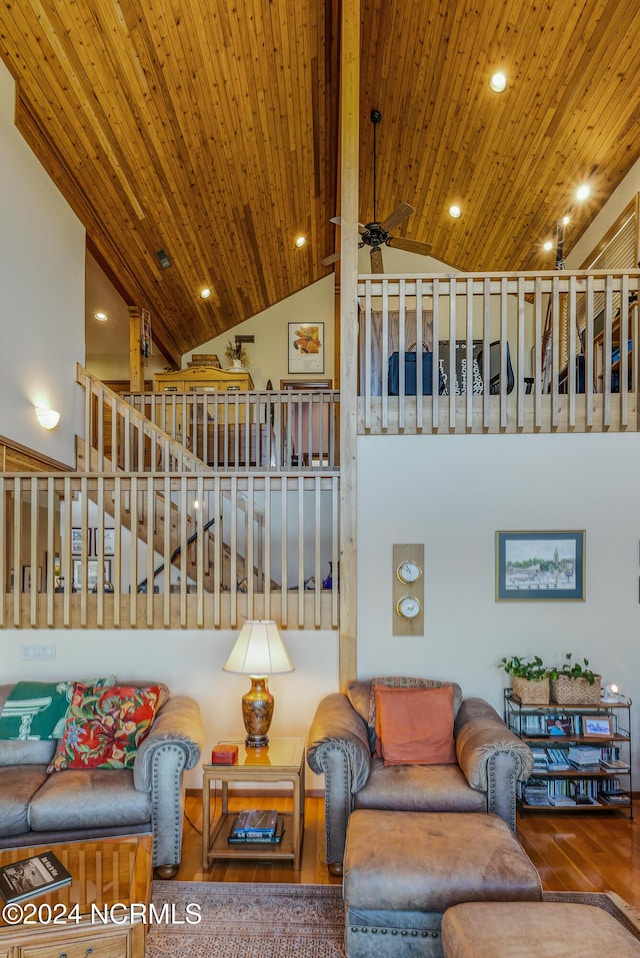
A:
[375,685,456,766]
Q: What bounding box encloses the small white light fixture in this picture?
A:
[35,405,61,430]
[294,235,306,248]
[94,311,108,322]
[200,288,211,299]
[602,683,620,703]
[543,240,554,252]
[562,215,570,226]
[576,184,590,202]
[490,72,507,93]
[449,205,462,219]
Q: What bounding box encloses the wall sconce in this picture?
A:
[35,405,60,430]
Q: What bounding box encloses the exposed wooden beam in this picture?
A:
[338,0,360,691]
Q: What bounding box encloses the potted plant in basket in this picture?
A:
[499,655,550,705]
[549,653,601,705]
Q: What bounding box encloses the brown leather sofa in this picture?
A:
[0,680,204,878]
[307,678,533,875]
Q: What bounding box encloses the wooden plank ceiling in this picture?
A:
[1,0,639,365]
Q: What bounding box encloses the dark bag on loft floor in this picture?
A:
[388,342,441,395]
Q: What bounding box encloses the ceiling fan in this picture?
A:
[323,109,433,273]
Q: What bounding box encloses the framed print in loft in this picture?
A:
[288,323,324,374]
[495,530,585,601]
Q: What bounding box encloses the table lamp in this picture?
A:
[223,620,294,748]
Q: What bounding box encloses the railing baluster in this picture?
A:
[382,279,389,429]
[621,273,629,428]
[517,277,525,430]
[465,277,473,431]
[281,479,288,628]
[297,476,305,629]
[448,278,457,430]
[482,278,490,429]
[500,277,508,429]
[604,273,613,428]
[432,279,440,429]
[568,275,577,429]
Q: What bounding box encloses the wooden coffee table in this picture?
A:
[0,834,152,957]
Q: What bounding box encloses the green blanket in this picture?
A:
[0,681,74,740]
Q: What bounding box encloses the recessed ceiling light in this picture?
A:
[449,205,462,219]
[576,184,590,201]
[562,215,570,226]
[490,72,507,93]
[200,288,211,299]
[94,311,108,321]
[543,240,554,252]
[294,235,306,248]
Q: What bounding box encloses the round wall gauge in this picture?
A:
[397,559,422,584]
[396,595,422,619]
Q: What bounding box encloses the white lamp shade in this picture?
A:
[223,620,294,676]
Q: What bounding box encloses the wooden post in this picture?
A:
[128,306,144,392]
[338,0,359,691]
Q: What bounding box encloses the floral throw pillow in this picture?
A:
[48,683,161,772]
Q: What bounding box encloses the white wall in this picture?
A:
[184,276,335,388]
[357,432,640,771]
[0,61,85,465]
[0,627,338,790]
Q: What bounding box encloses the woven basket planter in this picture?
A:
[512,675,550,705]
[550,674,602,706]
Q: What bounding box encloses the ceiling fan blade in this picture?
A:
[370,247,384,273]
[330,216,367,234]
[380,202,414,233]
[387,236,433,256]
[322,250,341,266]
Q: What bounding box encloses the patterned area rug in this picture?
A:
[146,881,345,958]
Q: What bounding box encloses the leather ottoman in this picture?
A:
[442,901,640,957]
[343,810,542,958]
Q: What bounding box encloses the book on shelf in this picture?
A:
[228,815,285,844]
[231,809,279,837]
[548,795,576,806]
[600,758,630,771]
[0,850,72,904]
[599,792,630,805]
[568,746,601,765]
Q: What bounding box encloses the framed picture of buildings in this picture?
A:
[288,323,324,373]
[72,558,112,592]
[496,531,585,601]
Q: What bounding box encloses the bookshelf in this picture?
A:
[504,690,633,817]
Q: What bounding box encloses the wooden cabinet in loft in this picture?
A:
[154,365,259,468]
[153,365,254,393]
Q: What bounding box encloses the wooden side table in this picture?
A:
[202,737,305,870]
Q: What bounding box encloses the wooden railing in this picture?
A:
[0,472,339,630]
[121,389,340,471]
[77,366,205,473]
[358,270,640,434]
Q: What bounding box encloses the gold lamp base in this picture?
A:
[242,676,274,748]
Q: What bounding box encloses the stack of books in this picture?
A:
[568,745,601,770]
[228,809,284,845]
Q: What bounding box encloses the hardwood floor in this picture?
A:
[176,793,640,908]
